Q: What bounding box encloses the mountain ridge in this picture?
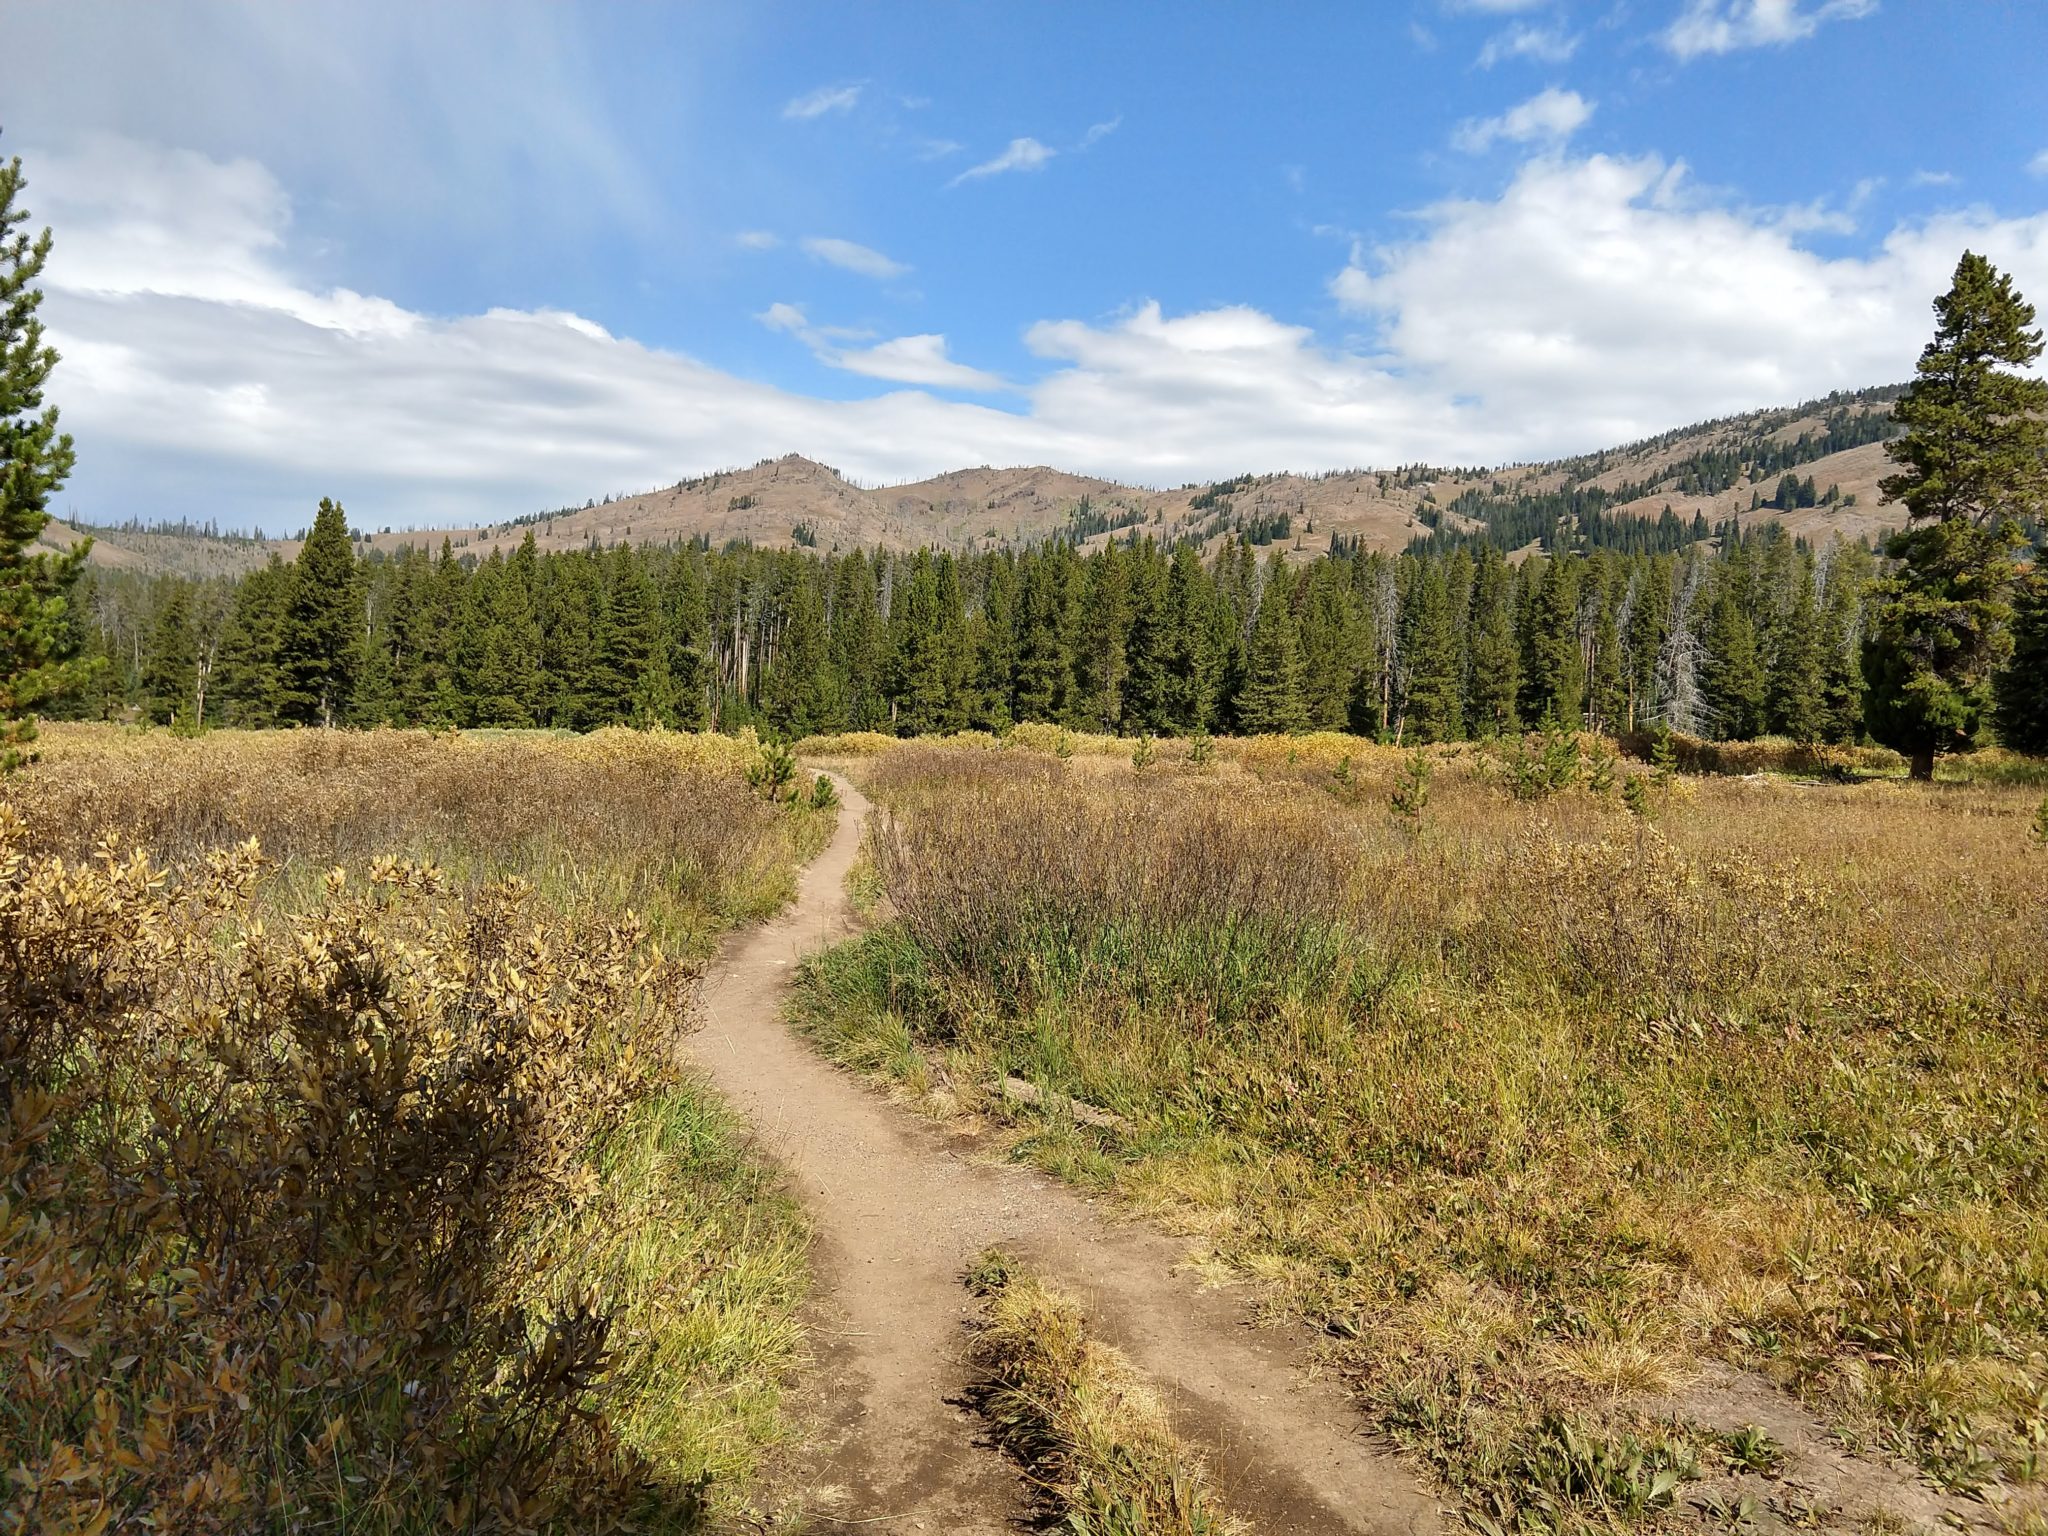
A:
[37,385,1908,579]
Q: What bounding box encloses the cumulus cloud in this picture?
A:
[1331,151,2048,449]
[1664,0,1877,60]
[29,135,2048,533]
[949,137,1055,186]
[1452,88,1594,152]
[1478,22,1580,67]
[782,81,862,120]
[798,236,910,280]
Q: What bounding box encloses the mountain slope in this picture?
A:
[50,386,1909,577]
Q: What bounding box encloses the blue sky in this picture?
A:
[4,0,2047,531]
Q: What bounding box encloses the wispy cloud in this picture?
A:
[914,138,964,161]
[798,236,910,280]
[1452,88,1594,153]
[1478,22,1580,66]
[1909,169,1958,188]
[735,229,781,250]
[2030,149,2048,178]
[757,301,1005,391]
[1079,116,1122,150]
[1663,0,1877,60]
[949,136,1055,187]
[782,81,863,120]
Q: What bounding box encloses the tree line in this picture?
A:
[69,507,1893,750]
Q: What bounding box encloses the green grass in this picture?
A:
[515,1086,813,1521]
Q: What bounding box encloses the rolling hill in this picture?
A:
[39,384,1908,578]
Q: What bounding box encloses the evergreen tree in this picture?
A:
[1466,546,1520,736]
[1235,554,1308,733]
[1864,253,2048,778]
[215,557,291,726]
[1767,554,1825,741]
[1297,559,1360,731]
[1701,566,1767,739]
[1400,559,1463,742]
[278,498,362,727]
[0,145,85,769]
[1519,556,1585,728]
[139,581,196,725]
[1994,570,2048,754]
[886,549,963,734]
[830,549,886,730]
[763,565,836,737]
[593,544,662,724]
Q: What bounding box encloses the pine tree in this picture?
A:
[830,549,886,730]
[1297,559,1360,731]
[1701,568,1767,739]
[1995,570,2048,754]
[1519,556,1584,728]
[763,566,836,736]
[140,583,197,725]
[278,499,362,727]
[1864,252,2048,778]
[886,549,962,734]
[215,557,291,726]
[593,544,662,724]
[1466,546,1520,736]
[1400,559,1463,742]
[0,146,85,769]
[1235,554,1308,734]
[1767,554,1825,742]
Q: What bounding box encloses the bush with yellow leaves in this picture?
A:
[0,802,702,1534]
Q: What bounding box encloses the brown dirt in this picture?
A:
[687,774,1443,1535]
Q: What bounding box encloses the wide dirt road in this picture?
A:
[686,773,1441,1534]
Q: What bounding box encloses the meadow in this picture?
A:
[0,724,831,1535]
[794,731,2048,1535]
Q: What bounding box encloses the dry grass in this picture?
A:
[964,1251,1243,1536]
[2,725,830,1534]
[795,736,2048,1534]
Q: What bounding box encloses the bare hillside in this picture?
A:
[60,386,1911,577]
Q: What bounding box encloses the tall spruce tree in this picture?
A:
[1863,253,2048,778]
[278,499,361,727]
[1235,554,1308,734]
[0,146,84,769]
[1994,570,2048,754]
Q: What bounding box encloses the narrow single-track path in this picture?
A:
[687,774,1442,1534]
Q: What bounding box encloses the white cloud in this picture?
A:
[1442,0,1551,12]
[949,137,1056,187]
[1079,118,1122,150]
[2030,149,2048,178]
[1478,22,1580,66]
[1452,88,1595,152]
[1331,151,2048,449]
[1909,170,1958,189]
[798,236,910,280]
[757,302,1001,390]
[735,229,781,250]
[834,335,1008,391]
[914,138,964,161]
[29,135,2048,533]
[1664,0,1878,60]
[782,81,863,120]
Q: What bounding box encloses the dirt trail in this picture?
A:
[688,775,1442,1535]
